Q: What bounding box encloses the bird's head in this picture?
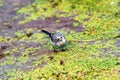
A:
[56,36,63,41]
[52,32,65,42]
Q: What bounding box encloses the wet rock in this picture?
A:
[100,48,111,53]
[111,52,120,57]
[11,52,21,57]
[0,64,16,70]
[16,62,30,71]
[114,40,120,47]
[118,2,120,7]
[88,41,95,45]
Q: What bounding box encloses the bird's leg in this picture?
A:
[53,46,59,52]
[61,43,67,52]
[62,48,67,51]
[54,49,59,52]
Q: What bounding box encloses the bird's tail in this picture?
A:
[41,30,51,36]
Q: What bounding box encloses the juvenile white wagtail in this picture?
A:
[41,30,67,52]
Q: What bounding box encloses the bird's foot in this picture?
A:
[54,49,59,53]
[62,48,67,52]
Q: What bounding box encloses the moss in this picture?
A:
[1,0,120,80]
[0,0,4,7]
[0,36,4,42]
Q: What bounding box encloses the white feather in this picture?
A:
[50,36,66,46]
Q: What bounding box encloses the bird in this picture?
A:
[41,30,67,52]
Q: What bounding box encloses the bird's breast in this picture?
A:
[50,39,66,46]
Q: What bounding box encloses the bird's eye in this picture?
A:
[60,36,62,38]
